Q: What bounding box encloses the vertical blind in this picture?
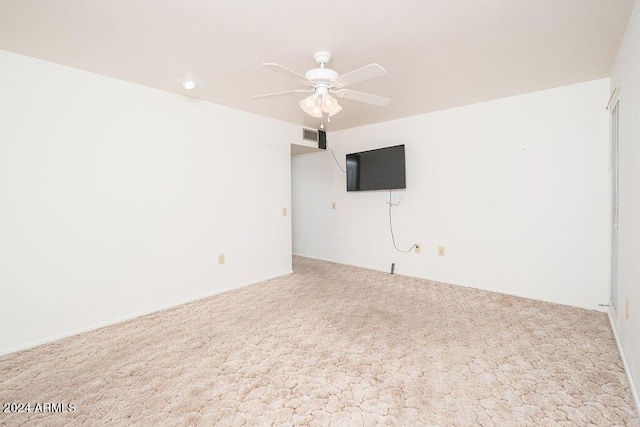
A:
[610,100,619,309]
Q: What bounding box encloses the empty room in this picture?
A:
[1,0,639,425]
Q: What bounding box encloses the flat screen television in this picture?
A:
[346,145,406,191]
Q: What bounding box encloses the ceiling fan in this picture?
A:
[252,52,391,121]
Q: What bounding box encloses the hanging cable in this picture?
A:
[388,189,416,253]
[327,147,346,174]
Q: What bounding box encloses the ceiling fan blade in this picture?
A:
[332,64,387,87]
[262,63,311,85]
[334,89,391,107]
[251,89,312,100]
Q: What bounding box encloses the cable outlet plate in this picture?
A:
[414,244,421,254]
[438,246,446,256]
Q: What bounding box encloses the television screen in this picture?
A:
[346,145,406,191]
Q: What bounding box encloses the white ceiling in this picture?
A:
[0,0,634,131]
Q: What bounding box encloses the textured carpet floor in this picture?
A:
[1,256,638,426]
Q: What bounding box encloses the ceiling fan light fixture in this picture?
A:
[323,95,335,108]
[303,94,316,109]
[322,95,341,115]
[299,93,341,118]
[299,96,323,118]
[328,104,343,117]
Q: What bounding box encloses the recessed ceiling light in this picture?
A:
[179,79,198,90]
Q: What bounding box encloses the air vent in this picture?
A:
[302,128,319,142]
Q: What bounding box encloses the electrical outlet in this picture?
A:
[414,244,421,254]
[626,298,629,320]
[218,253,225,265]
[438,246,446,256]
[282,207,287,217]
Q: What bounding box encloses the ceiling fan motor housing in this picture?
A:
[305,68,339,89]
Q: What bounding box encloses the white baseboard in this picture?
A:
[607,309,640,418]
[292,253,391,274]
[293,254,605,312]
[0,270,292,357]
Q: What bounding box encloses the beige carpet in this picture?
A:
[1,256,638,426]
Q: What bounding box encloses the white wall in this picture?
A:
[0,50,298,355]
[610,0,640,411]
[293,79,610,311]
